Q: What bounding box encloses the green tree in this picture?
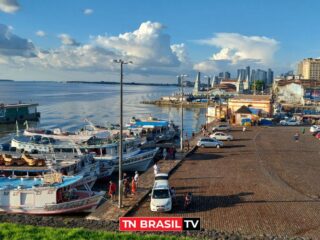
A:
[251,80,265,92]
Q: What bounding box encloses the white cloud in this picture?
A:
[0,0,19,13]
[58,34,80,46]
[198,32,279,65]
[194,33,279,74]
[83,8,93,15]
[0,24,36,58]
[171,43,189,64]
[35,30,46,37]
[1,21,192,80]
[94,21,180,67]
[33,45,115,71]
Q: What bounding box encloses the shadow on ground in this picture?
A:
[171,192,254,213]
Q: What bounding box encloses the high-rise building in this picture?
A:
[177,76,182,86]
[218,71,231,79]
[225,72,231,79]
[267,69,274,85]
[193,72,201,95]
[246,66,251,82]
[297,58,320,80]
[237,69,246,81]
[251,69,256,83]
[256,69,267,82]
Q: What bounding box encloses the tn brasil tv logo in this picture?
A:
[120,217,201,231]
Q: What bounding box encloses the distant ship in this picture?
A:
[0,102,40,124]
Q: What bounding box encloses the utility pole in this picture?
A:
[113,59,132,209]
[204,75,211,128]
[177,74,187,153]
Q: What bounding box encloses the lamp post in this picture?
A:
[204,75,212,129]
[177,74,188,153]
[113,59,132,209]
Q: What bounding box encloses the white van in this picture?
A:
[150,173,172,212]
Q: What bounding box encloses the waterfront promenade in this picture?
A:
[130,126,320,239]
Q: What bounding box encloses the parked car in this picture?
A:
[197,138,224,148]
[212,124,231,131]
[279,119,301,126]
[315,132,320,140]
[150,173,172,212]
[210,132,234,141]
[310,125,320,133]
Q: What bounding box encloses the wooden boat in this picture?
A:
[0,174,104,215]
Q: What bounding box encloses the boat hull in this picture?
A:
[0,192,104,215]
[95,148,158,172]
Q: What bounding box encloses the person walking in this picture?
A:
[163,148,167,160]
[294,132,300,142]
[301,127,305,134]
[123,177,130,198]
[134,171,139,189]
[108,180,116,202]
[153,163,160,176]
[131,177,136,195]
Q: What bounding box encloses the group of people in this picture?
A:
[162,147,176,160]
[108,171,140,202]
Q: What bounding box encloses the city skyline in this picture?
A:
[1,0,320,82]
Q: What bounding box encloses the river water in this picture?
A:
[0,81,206,137]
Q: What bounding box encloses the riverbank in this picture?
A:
[141,100,214,108]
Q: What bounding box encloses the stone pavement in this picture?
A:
[87,156,184,221]
[130,126,320,239]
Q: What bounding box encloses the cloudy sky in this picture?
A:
[0,0,319,82]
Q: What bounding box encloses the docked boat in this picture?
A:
[0,102,40,124]
[10,135,157,172]
[127,116,179,142]
[0,174,104,214]
[23,123,110,143]
[0,149,113,180]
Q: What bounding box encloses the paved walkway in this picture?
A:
[130,126,320,239]
[87,157,183,221]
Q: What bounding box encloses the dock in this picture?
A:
[87,121,210,221]
[141,100,215,108]
[87,154,186,221]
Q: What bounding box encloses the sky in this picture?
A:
[0,0,320,83]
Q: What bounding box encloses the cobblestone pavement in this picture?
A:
[130,126,320,239]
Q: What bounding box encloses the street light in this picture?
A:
[177,74,188,153]
[204,75,212,129]
[113,59,132,209]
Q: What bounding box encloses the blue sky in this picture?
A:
[0,0,320,82]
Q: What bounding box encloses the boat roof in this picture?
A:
[129,120,169,128]
[0,103,38,109]
[0,175,82,190]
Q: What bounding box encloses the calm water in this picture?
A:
[0,81,206,137]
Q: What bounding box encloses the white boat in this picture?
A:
[23,124,110,143]
[127,116,179,142]
[10,135,157,172]
[0,174,104,215]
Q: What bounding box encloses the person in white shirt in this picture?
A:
[134,171,139,188]
[153,163,160,176]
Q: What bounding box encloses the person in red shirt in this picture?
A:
[131,177,136,195]
[108,180,116,202]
